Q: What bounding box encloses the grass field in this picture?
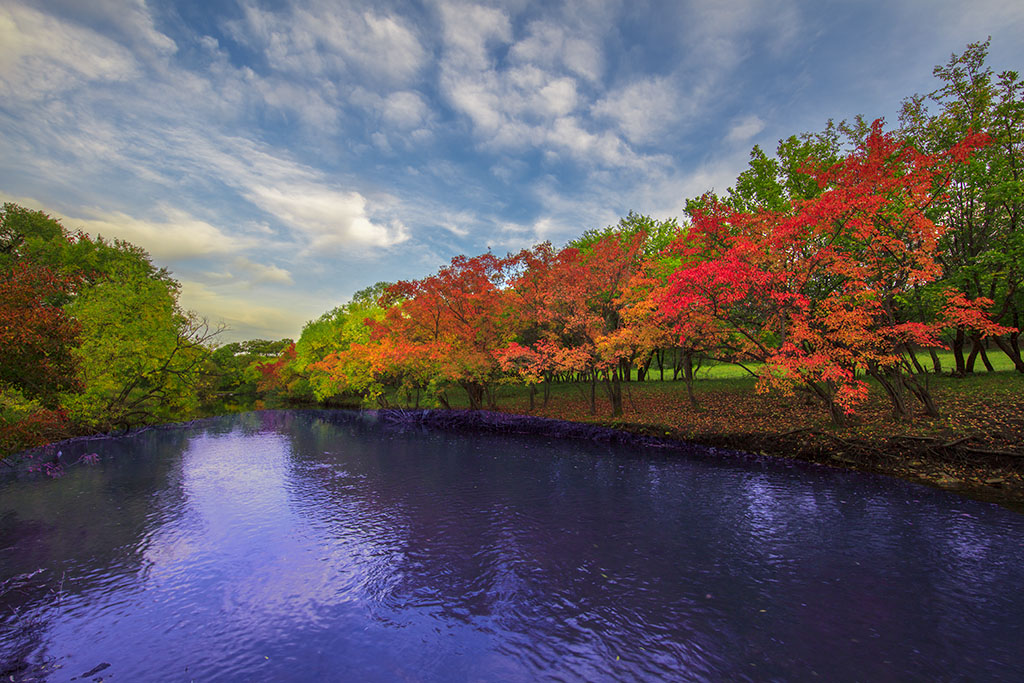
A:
[629,349,1018,382]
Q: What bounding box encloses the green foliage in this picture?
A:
[686,124,843,218]
[61,268,214,430]
[0,385,71,455]
[569,211,681,259]
[294,295,386,402]
[208,338,294,405]
[0,204,65,269]
[900,38,1024,336]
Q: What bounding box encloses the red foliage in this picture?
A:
[0,406,72,455]
[0,259,81,402]
[659,121,997,422]
[255,342,297,394]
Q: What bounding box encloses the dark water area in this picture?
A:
[2,411,1023,682]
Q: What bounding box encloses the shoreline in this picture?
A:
[374,408,1024,513]
[6,406,1022,513]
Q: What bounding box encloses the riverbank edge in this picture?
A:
[5,407,1021,513]
[373,408,1024,513]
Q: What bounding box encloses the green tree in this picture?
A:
[208,338,292,406]
[62,268,215,431]
[899,38,1024,374]
[293,283,390,402]
[0,204,65,270]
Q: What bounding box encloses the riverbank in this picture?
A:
[396,372,1024,512]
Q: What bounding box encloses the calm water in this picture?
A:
[2,411,1023,682]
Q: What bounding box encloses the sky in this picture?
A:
[1,0,1023,342]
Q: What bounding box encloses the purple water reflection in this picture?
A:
[2,410,1022,681]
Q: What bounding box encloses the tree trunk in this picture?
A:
[928,349,943,374]
[1011,311,1024,372]
[682,351,698,409]
[589,372,597,416]
[461,382,484,410]
[868,365,912,422]
[807,380,846,426]
[970,333,994,372]
[901,372,940,418]
[952,326,967,377]
[603,368,623,417]
[528,384,536,412]
[906,347,926,375]
[991,334,1024,373]
[637,352,653,382]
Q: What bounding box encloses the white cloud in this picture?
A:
[592,77,684,145]
[725,115,766,144]
[168,133,412,250]
[536,76,579,117]
[250,76,340,131]
[358,12,428,83]
[509,20,603,83]
[0,4,138,99]
[437,7,624,168]
[546,116,660,169]
[562,37,603,83]
[67,205,247,261]
[230,1,427,86]
[39,0,177,58]
[244,184,409,250]
[438,2,512,70]
[382,91,430,129]
[0,192,248,263]
[233,257,294,285]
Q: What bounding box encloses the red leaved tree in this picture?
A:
[0,260,81,402]
[350,253,516,410]
[662,120,1002,424]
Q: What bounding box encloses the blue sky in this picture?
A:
[2,0,1022,342]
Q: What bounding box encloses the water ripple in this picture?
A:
[1,410,1022,681]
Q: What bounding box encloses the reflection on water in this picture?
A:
[2,410,1023,681]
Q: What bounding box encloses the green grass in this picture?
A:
[371,346,1022,412]
[636,348,1019,382]
[925,349,1017,373]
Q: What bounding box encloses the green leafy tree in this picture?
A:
[0,204,65,270]
[209,338,292,406]
[62,268,216,431]
[292,283,390,403]
[899,38,1024,374]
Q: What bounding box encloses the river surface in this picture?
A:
[1,410,1023,681]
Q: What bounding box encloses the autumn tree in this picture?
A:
[0,257,80,403]
[497,243,565,410]
[294,283,389,403]
[0,260,81,453]
[663,121,998,424]
[209,338,293,406]
[317,255,515,410]
[507,231,647,417]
